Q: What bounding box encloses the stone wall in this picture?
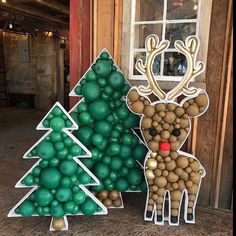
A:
[3,32,59,110]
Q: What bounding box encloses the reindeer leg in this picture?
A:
[144,192,156,221]
[170,190,183,225]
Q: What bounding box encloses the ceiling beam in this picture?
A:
[0,2,68,26]
[35,0,69,15]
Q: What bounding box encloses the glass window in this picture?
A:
[130,0,200,81]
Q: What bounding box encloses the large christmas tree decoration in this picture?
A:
[8,102,107,231]
[126,35,209,226]
[69,50,148,208]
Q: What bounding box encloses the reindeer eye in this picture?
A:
[149,128,158,137]
[172,129,181,137]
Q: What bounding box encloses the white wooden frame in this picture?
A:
[129,0,201,82]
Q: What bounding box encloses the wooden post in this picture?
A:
[69,0,91,108]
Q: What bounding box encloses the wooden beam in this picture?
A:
[0,2,68,26]
[35,0,69,15]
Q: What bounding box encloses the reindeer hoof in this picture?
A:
[146,211,153,218]
[171,216,178,223]
[187,213,193,221]
[157,215,163,222]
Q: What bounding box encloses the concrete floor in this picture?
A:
[0,107,233,236]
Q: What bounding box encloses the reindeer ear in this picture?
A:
[126,88,151,115]
[181,90,209,118]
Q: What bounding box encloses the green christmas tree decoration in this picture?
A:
[69,49,148,208]
[8,102,107,231]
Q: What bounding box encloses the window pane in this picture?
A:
[165,23,196,47]
[133,52,161,76]
[163,52,187,76]
[134,24,162,49]
[167,0,198,20]
[135,0,164,21]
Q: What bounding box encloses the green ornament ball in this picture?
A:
[69,144,82,156]
[90,148,102,162]
[102,155,111,165]
[74,126,93,146]
[61,177,71,187]
[50,132,62,142]
[119,166,129,177]
[127,168,143,186]
[78,172,92,184]
[35,187,53,206]
[77,102,88,113]
[81,198,97,215]
[119,145,132,159]
[50,117,65,131]
[55,187,72,202]
[70,112,79,124]
[74,86,81,95]
[107,143,121,156]
[124,158,136,169]
[117,107,129,119]
[123,113,140,128]
[54,141,65,151]
[139,180,147,192]
[64,200,76,213]
[23,174,34,186]
[57,148,68,160]
[17,200,35,217]
[73,190,86,205]
[94,120,112,137]
[110,156,123,171]
[97,77,107,87]
[88,99,110,120]
[93,163,110,180]
[100,51,109,60]
[42,119,50,127]
[114,177,129,192]
[79,112,92,125]
[94,60,112,77]
[133,144,148,161]
[36,140,56,160]
[32,166,41,176]
[40,168,61,189]
[52,107,63,117]
[107,71,125,89]
[59,160,77,176]
[121,133,134,146]
[82,82,101,102]
[81,158,94,169]
[86,70,97,81]
[92,182,104,192]
[50,203,65,217]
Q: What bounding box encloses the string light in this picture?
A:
[1,0,7,3]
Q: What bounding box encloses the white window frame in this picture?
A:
[129,0,202,82]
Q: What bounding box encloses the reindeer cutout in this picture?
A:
[126,35,209,226]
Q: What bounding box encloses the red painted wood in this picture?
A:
[69,0,91,109]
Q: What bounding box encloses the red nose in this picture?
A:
[160,141,170,151]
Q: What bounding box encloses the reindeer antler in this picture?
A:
[166,36,205,100]
[135,34,169,99]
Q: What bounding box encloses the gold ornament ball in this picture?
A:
[146,158,158,170]
[141,117,153,129]
[146,169,155,180]
[157,187,166,196]
[131,101,144,114]
[155,176,167,188]
[171,209,179,217]
[163,112,176,124]
[52,218,65,230]
[144,105,155,117]
[171,190,182,201]
[175,107,185,117]
[171,201,180,209]
[195,93,208,107]
[176,156,189,169]
[190,161,200,172]
[167,172,179,183]
[179,118,189,129]
[113,198,122,207]
[155,103,166,112]
[108,190,120,201]
[128,90,139,102]
[98,190,108,200]
[166,160,176,171]
[148,140,159,152]
[186,104,199,117]
[103,198,113,207]
[188,184,198,194]
[167,103,176,111]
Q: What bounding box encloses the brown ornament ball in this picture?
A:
[170,141,180,151]
[164,156,171,162]
[190,161,200,172]
[179,118,189,129]
[128,90,139,102]
[172,183,179,190]
[188,201,194,208]
[154,169,162,177]
[170,151,178,159]
[156,196,164,204]
[163,112,176,124]
[167,103,176,111]
[131,101,144,114]
[171,190,182,201]
[171,209,179,216]
[113,198,122,207]
[176,156,189,169]
[157,187,166,196]
[157,210,162,215]
[188,99,194,105]
[186,104,199,117]
[167,172,179,183]
[144,105,156,117]
[183,102,189,109]
[188,184,198,194]
[174,167,184,176]
[190,172,201,184]
[148,141,159,152]
[148,198,155,205]
[154,135,161,142]
[161,130,171,140]
[180,171,189,181]
[185,167,192,174]
[156,204,162,210]
[171,201,180,209]
[199,107,206,113]
[150,185,158,192]
[186,180,193,188]
[187,208,193,213]
[147,204,153,211]
[175,107,185,117]
[155,103,166,112]
[195,93,208,107]
[153,114,162,122]
[159,111,166,118]
[158,162,165,170]
[162,123,170,129]
[178,179,186,191]
[189,194,196,201]
[166,160,176,171]
[152,194,158,201]
[143,130,152,140]
[141,117,153,129]
[162,170,169,177]
[159,150,170,157]
[52,218,65,230]
[155,176,167,188]
[98,190,109,200]
[108,190,120,201]
[144,99,150,106]
[103,198,113,207]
